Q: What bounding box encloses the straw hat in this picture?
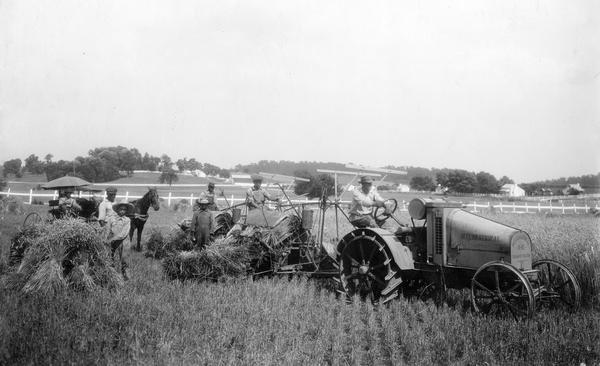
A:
[112,202,133,213]
[359,176,373,184]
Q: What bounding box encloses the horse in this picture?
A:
[128,187,160,251]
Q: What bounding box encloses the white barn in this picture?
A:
[500,184,525,197]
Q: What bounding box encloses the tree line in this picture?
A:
[408,170,514,194]
[2,146,231,184]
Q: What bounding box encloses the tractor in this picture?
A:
[335,197,581,320]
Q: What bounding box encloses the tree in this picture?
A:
[142,153,160,171]
[44,160,74,181]
[475,171,500,194]
[498,176,514,186]
[410,175,436,191]
[158,167,178,186]
[293,170,336,198]
[24,154,44,174]
[3,158,22,178]
[203,163,221,176]
[446,170,477,193]
[436,172,449,188]
[44,154,53,163]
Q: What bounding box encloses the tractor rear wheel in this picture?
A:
[339,231,393,304]
[532,259,581,311]
[471,261,535,321]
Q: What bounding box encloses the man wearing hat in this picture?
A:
[191,198,214,249]
[246,174,279,210]
[194,182,218,211]
[98,186,118,227]
[105,201,133,280]
[348,175,386,228]
[58,188,81,217]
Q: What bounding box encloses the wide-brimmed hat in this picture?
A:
[112,202,133,213]
[196,198,209,205]
[106,186,117,193]
[251,174,263,182]
[359,176,373,184]
[208,182,215,188]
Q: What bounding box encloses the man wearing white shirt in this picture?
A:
[98,186,118,227]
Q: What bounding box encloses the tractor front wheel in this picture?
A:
[532,259,581,311]
[471,261,535,321]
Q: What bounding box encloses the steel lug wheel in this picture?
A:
[471,261,535,321]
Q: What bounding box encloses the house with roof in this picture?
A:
[500,183,525,197]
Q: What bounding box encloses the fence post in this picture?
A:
[562,202,565,214]
[500,202,503,213]
[125,191,129,201]
[7,188,10,197]
[525,202,528,214]
[573,203,576,214]
[168,192,172,207]
[585,204,589,213]
[29,189,33,204]
[190,194,194,205]
[473,200,477,213]
[53,190,57,200]
[513,202,516,213]
[538,202,541,213]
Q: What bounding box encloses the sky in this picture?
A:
[0,0,598,183]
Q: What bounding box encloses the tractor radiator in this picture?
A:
[434,216,443,254]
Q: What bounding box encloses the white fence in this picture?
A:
[1,189,598,214]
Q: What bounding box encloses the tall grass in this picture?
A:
[0,205,598,364]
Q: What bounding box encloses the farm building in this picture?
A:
[395,183,410,192]
[500,184,525,197]
[562,183,585,195]
[231,173,253,187]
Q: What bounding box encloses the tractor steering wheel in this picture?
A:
[374,198,398,226]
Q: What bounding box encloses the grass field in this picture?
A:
[0,201,599,365]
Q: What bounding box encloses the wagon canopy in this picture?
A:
[41,176,91,190]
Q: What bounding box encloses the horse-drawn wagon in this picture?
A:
[22,176,102,227]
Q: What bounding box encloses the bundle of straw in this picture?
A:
[162,212,306,281]
[162,237,249,281]
[146,228,195,259]
[3,218,123,294]
[9,224,48,266]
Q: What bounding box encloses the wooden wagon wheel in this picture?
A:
[23,212,43,228]
[471,261,535,321]
[338,230,393,304]
[532,259,581,311]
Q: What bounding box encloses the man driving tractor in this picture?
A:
[348,175,386,228]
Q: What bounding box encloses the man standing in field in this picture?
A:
[246,174,279,210]
[98,186,118,227]
[190,198,214,249]
[348,176,386,228]
[194,182,218,211]
[106,202,133,280]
